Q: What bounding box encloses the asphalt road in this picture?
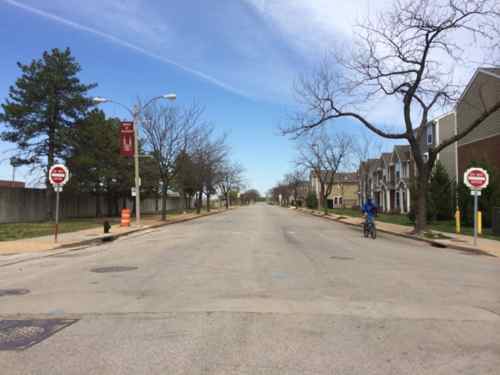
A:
[1,204,500,374]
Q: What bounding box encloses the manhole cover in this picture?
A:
[91,266,138,273]
[272,272,288,279]
[0,289,30,297]
[0,319,77,350]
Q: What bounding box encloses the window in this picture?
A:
[426,125,433,145]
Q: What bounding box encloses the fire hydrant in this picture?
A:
[103,221,111,234]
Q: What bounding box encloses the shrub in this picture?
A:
[306,191,318,209]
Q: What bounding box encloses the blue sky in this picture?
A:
[0,0,405,193]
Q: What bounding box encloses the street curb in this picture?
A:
[55,209,231,250]
[294,208,496,257]
[0,209,235,268]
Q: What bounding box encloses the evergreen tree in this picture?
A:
[306,191,318,209]
[64,109,134,217]
[0,48,96,217]
[429,161,453,221]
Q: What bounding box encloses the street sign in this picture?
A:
[464,167,489,247]
[48,164,69,243]
[48,164,69,186]
[464,167,489,191]
[120,121,135,157]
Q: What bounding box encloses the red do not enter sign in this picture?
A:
[49,164,69,186]
[464,167,489,190]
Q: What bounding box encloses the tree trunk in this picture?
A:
[196,192,202,214]
[207,193,211,212]
[95,191,102,218]
[414,176,428,234]
[226,191,229,209]
[161,185,167,221]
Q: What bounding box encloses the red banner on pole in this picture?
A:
[120,122,135,157]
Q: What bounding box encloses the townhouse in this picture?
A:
[359,67,500,213]
[359,147,412,214]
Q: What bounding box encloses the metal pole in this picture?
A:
[133,107,141,227]
[473,191,478,246]
[55,188,60,243]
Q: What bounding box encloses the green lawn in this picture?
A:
[0,218,112,241]
[328,208,500,241]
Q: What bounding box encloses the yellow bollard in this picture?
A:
[455,207,461,234]
[478,211,482,235]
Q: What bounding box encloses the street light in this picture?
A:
[92,93,176,227]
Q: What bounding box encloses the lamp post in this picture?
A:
[93,94,176,226]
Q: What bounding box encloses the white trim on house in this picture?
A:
[454,111,459,182]
[478,68,500,80]
[433,111,454,122]
[435,118,440,161]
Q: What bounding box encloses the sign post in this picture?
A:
[49,164,69,243]
[464,167,489,246]
[120,121,135,157]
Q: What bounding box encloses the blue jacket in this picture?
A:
[362,200,377,219]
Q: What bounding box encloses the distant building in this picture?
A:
[0,180,25,188]
[310,171,359,209]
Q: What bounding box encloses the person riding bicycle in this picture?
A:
[362,198,377,231]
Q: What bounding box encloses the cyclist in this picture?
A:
[362,198,377,236]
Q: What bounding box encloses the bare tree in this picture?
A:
[190,125,228,213]
[295,131,353,213]
[284,169,308,208]
[142,102,203,220]
[219,161,245,209]
[240,189,260,204]
[283,0,500,233]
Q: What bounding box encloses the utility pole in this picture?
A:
[133,105,141,227]
[93,93,176,227]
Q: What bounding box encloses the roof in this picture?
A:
[381,153,392,165]
[335,172,359,183]
[393,145,411,162]
[315,171,359,184]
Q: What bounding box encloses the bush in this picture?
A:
[305,191,318,209]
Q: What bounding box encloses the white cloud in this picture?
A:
[2,0,249,97]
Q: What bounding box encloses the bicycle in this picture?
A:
[363,217,377,239]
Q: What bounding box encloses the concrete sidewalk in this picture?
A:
[297,208,500,258]
[0,209,227,255]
